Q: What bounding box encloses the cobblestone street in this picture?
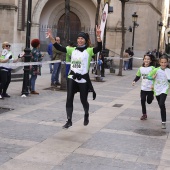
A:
[0,64,170,170]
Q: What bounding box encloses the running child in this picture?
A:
[132,54,155,120]
[147,56,170,129]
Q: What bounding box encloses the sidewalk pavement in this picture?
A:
[0,64,170,170]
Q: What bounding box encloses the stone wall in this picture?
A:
[124,0,161,67]
[0,2,16,49]
[0,0,168,67]
[0,1,27,56]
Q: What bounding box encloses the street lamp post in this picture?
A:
[128,12,138,71]
[157,21,163,58]
[21,0,32,95]
[131,12,138,51]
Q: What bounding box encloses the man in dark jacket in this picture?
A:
[128,47,134,70]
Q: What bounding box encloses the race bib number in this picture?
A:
[71,61,82,69]
[142,74,147,79]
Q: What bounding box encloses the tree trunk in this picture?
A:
[60,0,70,90]
[118,1,125,76]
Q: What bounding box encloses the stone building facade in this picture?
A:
[0,0,169,66]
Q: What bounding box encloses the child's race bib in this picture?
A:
[71,60,82,69]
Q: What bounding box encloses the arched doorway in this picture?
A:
[57,12,81,44]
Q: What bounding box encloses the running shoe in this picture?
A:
[140,114,147,120]
[63,121,72,129]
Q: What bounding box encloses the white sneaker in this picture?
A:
[162,122,166,129]
[0,95,4,99]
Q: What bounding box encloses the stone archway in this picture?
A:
[31,0,97,40]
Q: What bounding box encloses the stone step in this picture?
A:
[11,73,23,82]
[11,66,23,73]
[11,66,23,82]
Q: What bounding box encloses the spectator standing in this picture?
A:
[159,51,163,58]
[128,47,134,70]
[51,37,62,86]
[47,42,53,73]
[0,42,20,99]
[152,49,157,58]
[146,49,152,55]
[156,50,163,59]
[30,39,44,95]
[97,54,103,72]
[123,49,130,70]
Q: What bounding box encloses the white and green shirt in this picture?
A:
[0,49,14,70]
[148,67,170,96]
[136,66,155,91]
[66,47,94,83]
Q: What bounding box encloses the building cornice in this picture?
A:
[0,4,17,11]
[127,1,161,15]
